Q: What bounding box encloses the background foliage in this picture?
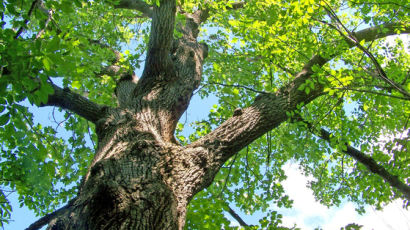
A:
[0,0,409,228]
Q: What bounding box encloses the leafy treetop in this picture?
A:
[0,0,409,228]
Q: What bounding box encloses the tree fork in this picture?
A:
[22,1,410,229]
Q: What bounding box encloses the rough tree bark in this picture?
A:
[24,0,409,229]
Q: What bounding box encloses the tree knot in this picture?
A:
[233,108,242,116]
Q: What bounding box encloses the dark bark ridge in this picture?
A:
[38,1,211,229]
[26,1,410,229]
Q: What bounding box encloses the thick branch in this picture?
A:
[42,83,106,123]
[191,22,409,165]
[25,199,74,230]
[115,0,153,18]
[350,22,410,44]
[141,0,176,79]
[2,65,106,123]
[316,127,410,201]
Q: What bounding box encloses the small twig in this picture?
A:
[52,108,71,131]
[245,145,261,181]
[218,152,238,197]
[35,8,53,39]
[340,155,350,188]
[245,146,251,196]
[275,62,296,76]
[266,131,272,167]
[332,87,409,100]
[322,1,410,99]
[207,82,266,94]
[21,112,59,155]
[312,92,344,128]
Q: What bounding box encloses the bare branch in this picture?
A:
[35,3,53,39]
[218,153,238,197]
[115,0,153,18]
[41,82,107,123]
[228,206,250,227]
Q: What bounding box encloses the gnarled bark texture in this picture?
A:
[44,1,213,229]
[48,112,219,229]
[25,0,410,229]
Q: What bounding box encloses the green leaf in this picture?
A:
[0,113,10,126]
[305,87,310,94]
[42,57,52,71]
[72,81,81,89]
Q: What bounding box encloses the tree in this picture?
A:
[0,0,409,229]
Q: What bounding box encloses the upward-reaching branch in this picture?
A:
[191,22,410,166]
[141,0,176,79]
[322,5,410,99]
[14,0,40,39]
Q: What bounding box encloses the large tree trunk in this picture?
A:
[48,120,211,229]
[46,2,213,226]
[25,1,408,228]
[48,81,218,229]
